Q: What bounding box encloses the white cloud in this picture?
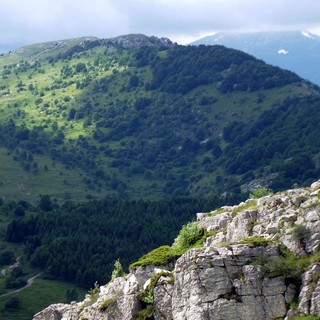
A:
[1,0,320,46]
[278,49,289,55]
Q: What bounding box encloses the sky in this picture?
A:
[1,0,320,50]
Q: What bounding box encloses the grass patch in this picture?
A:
[251,246,320,280]
[292,316,320,320]
[208,207,226,216]
[137,305,155,320]
[97,297,117,312]
[0,277,86,320]
[242,236,272,247]
[129,246,184,269]
[130,222,217,269]
[232,200,258,215]
[137,271,172,305]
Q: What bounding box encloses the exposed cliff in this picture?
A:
[33,181,320,320]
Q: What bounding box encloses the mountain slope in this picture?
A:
[192,30,320,86]
[0,34,319,202]
[33,180,320,320]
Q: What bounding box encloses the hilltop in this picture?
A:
[34,180,320,319]
[0,34,319,202]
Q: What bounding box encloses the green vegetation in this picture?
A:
[242,236,272,247]
[131,220,214,269]
[0,278,86,320]
[252,248,320,281]
[98,297,117,312]
[6,196,230,287]
[173,221,213,250]
[0,34,320,317]
[292,225,310,245]
[231,200,258,214]
[137,271,172,319]
[111,259,126,281]
[0,35,318,202]
[130,246,184,269]
[249,187,273,198]
[137,305,155,320]
[292,316,320,320]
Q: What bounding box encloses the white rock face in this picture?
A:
[172,245,288,320]
[33,180,320,320]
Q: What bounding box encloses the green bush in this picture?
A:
[173,222,206,250]
[137,271,172,304]
[98,297,117,312]
[292,225,310,244]
[111,259,125,281]
[242,236,272,247]
[252,247,310,280]
[249,187,272,199]
[137,305,155,320]
[130,246,184,269]
[130,222,216,270]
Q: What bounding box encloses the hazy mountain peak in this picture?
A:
[192,30,320,85]
[302,30,314,39]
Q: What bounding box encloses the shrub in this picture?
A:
[98,297,117,312]
[249,187,273,199]
[111,259,125,281]
[137,305,155,320]
[137,271,172,304]
[252,247,309,280]
[242,236,272,247]
[130,246,184,269]
[292,225,310,244]
[173,222,205,250]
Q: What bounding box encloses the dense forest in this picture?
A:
[0,35,318,202]
[5,195,243,288]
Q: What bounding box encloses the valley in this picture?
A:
[0,34,319,319]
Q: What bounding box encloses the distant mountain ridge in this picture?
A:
[192,30,320,86]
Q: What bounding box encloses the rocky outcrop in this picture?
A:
[33,181,320,320]
[103,34,174,49]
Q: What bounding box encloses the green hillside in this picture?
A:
[0,34,319,203]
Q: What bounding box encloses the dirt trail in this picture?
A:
[0,273,42,297]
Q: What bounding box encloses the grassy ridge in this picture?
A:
[0,35,318,202]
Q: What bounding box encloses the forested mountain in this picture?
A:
[5,195,242,288]
[1,34,320,318]
[192,30,320,85]
[0,34,319,203]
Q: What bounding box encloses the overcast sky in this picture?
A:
[1,0,320,49]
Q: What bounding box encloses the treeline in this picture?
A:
[5,195,244,288]
[142,45,300,94]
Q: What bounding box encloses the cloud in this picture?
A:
[0,0,127,44]
[1,0,320,46]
